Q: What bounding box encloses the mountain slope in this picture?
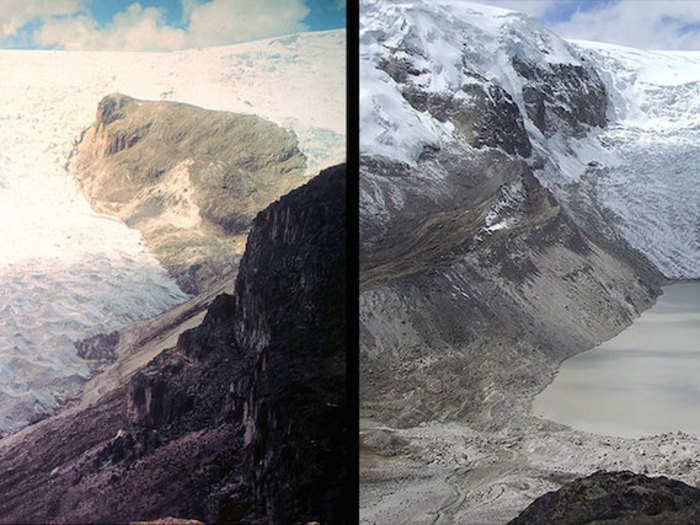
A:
[360,0,660,430]
[70,93,307,293]
[0,164,347,524]
[358,1,684,522]
[361,0,700,279]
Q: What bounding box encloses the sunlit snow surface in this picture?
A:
[0,29,345,433]
[360,0,699,277]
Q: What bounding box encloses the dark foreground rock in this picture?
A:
[0,164,347,524]
[510,471,700,524]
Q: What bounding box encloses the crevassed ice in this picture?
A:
[569,42,700,278]
[0,29,345,434]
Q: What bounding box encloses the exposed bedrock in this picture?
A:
[235,164,348,523]
[69,93,308,294]
[511,56,608,138]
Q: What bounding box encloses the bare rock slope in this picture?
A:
[69,93,308,293]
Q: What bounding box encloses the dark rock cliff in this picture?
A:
[234,163,347,523]
[511,56,608,138]
[510,471,700,524]
[401,79,532,157]
[0,164,347,524]
[69,93,308,293]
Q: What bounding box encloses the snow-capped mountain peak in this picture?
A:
[361,0,700,278]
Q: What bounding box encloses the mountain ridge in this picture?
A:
[69,93,308,294]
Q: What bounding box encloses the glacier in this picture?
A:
[0,29,345,434]
[360,0,700,278]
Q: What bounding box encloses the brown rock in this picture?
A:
[69,93,308,294]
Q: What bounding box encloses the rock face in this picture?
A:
[511,56,607,138]
[69,93,308,293]
[399,77,532,157]
[510,471,700,524]
[0,164,347,524]
[235,164,347,522]
[74,331,119,363]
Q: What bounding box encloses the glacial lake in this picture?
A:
[533,282,700,438]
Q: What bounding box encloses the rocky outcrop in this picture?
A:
[74,331,119,363]
[0,164,347,524]
[234,164,347,523]
[512,56,608,138]
[400,79,532,157]
[69,93,308,293]
[510,471,700,524]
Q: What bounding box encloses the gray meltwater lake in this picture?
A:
[533,282,700,438]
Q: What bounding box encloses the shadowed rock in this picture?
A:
[510,470,700,524]
[74,331,119,362]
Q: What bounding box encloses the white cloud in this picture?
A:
[185,0,310,48]
[548,1,700,50]
[479,0,700,50]
[35,0,312,51]
[0,0,80,38]
[477,0,558,18]
[36,3,186,51]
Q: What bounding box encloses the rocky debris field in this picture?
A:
[361,411,700,524]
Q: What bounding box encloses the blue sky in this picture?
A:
[0,0,346,51]
[481,0,700,50]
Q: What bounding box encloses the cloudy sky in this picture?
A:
[481,0,700,50]
[0,0,345,51]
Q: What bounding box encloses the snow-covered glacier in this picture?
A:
[360,0,700,278]
[569,41,700,277]
[0,29,345,434]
